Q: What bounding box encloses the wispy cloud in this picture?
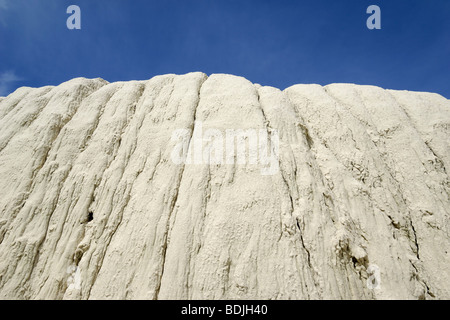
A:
[0,71,22,97]
[0,0,9,26]
[0,0,8,10]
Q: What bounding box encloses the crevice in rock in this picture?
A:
[87,211,94,223]
[297,123,313,149]
[409,220,420,260]
[296,220,312,268]
[424,141,447,175]
[410,261,435,299]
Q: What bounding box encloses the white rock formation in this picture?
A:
[0,72,448,300]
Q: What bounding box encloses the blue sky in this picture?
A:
[0,0,449,98]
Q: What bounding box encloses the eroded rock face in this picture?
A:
[0,72,448,300]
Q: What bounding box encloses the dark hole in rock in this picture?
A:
[88,211,94,222]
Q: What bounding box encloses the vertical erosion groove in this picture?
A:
[154,75,207,299]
